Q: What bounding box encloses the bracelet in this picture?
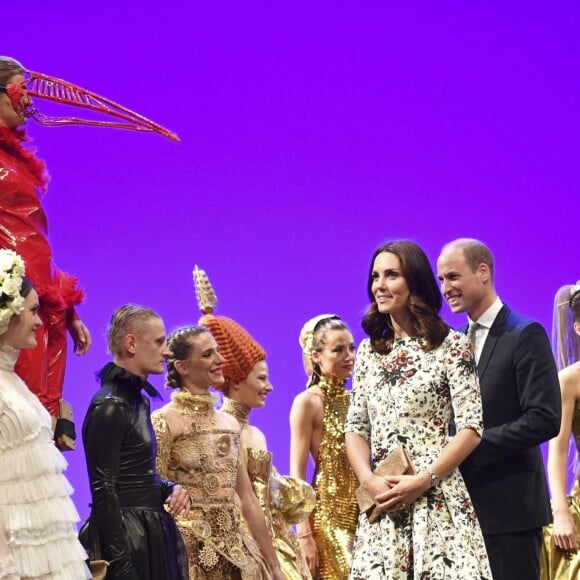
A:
[427,467,441,488]
[297,531,313,539]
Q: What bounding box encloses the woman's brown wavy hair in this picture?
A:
[362,240,449,354]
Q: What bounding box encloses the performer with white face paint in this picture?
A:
[0,249,90,580]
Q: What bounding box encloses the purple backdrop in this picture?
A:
[5,2,579,523]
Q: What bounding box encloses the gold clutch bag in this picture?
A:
[355,444,416,524]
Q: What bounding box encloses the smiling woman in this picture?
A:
[344,239,491,579]
[0,249,90,580]
[192,267,314,579]
[152,323,286,579]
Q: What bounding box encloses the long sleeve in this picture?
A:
[468,322,561,467]
[446,332,483,435]
[83,398,138,579]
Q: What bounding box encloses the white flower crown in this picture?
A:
[0,250,25,337]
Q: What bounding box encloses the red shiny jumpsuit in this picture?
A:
[0,127,83,417]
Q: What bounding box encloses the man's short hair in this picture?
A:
[107,304,161,356]
[443,238,495,280]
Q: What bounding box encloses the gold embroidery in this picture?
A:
[152,390,268,578]
[199,544,219,569]
[221,397,250,425]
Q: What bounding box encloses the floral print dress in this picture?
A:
[344,332,492,579]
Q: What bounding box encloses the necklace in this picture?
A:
[221,397,251,425]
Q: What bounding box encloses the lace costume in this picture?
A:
[221,397,315,580]
[541,401,580,580]
[80,363,188,580]
[307,375,359,579]
[0,345,90,579]
[345,333,492,579]
[0,127,83,417]
[152,391,268,579]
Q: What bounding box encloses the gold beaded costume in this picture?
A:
[222,397,315,580]
[194,266,314,579]
[309,375,359,580]
[541,401,580,580]
[152,391,268,579]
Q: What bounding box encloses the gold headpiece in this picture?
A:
[193,266,265,389]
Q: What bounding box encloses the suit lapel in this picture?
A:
[477,305,509,381]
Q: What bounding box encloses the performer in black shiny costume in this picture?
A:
[80,304,189,580]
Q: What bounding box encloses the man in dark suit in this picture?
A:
[437,238,561,580]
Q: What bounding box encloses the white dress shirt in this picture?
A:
[467,297,504,364]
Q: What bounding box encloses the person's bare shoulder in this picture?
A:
[291,388,324,425]
[559,362,580,396]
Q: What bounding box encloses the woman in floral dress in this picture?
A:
[344,240,492,579]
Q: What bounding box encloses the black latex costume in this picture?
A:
[80,363,188,579]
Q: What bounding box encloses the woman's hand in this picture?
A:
[297,533,318,575]
[165,485,190,517]
[552,507,579,551]
[271,566,286,580]
[378,472,431,511]
[68,319,92,355]
[363,473,394,501]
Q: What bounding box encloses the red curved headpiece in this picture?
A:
[5,70,179,142]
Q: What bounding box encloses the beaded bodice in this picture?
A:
[156,391,240,505]
[311,375,357,493]
[309,374,359,579]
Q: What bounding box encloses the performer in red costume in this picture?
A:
[0,56,91,444]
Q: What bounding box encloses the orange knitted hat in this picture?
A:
[194,266,266,390]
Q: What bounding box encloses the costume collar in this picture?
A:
[0,125,48,192]
[171,389,217,414]
[313,374,348,397]
[221,396,251,425]
[96,362,162,400]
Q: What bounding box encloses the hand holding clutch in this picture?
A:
[355,445,416,524]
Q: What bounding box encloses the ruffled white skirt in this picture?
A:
[0,367,90,579]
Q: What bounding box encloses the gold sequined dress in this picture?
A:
[152,391,267,579]
[541,402,580,580]
[309,376,359,579]
[221,398,315,580]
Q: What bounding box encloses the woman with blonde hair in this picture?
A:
[290,314,359,579]
[541,282,580,579]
